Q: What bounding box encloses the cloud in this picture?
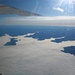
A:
[0,34,12,46]
[53,7,64,13]
[0,16,75,26]
[0,33,75,75]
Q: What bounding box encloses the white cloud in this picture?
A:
[0,34,12,46]
[0,16,75,26]
[53,7,64,13]
[0,34,75,75]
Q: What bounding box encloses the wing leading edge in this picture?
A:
[0,4,40,16]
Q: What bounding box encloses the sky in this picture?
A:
[0,0,75,26]
[0,0,75,16]
[0,1,75,74]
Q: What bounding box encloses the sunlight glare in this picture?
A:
[55,0,75,14]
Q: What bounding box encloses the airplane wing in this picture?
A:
[0,4,40,16]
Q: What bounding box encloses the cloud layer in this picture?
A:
[0,33,75,75]
[0,16,75,26]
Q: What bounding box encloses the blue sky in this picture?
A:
[0,0,75,16]
[0,0,75,26]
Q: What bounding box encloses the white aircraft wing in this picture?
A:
[0,4,40,16]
